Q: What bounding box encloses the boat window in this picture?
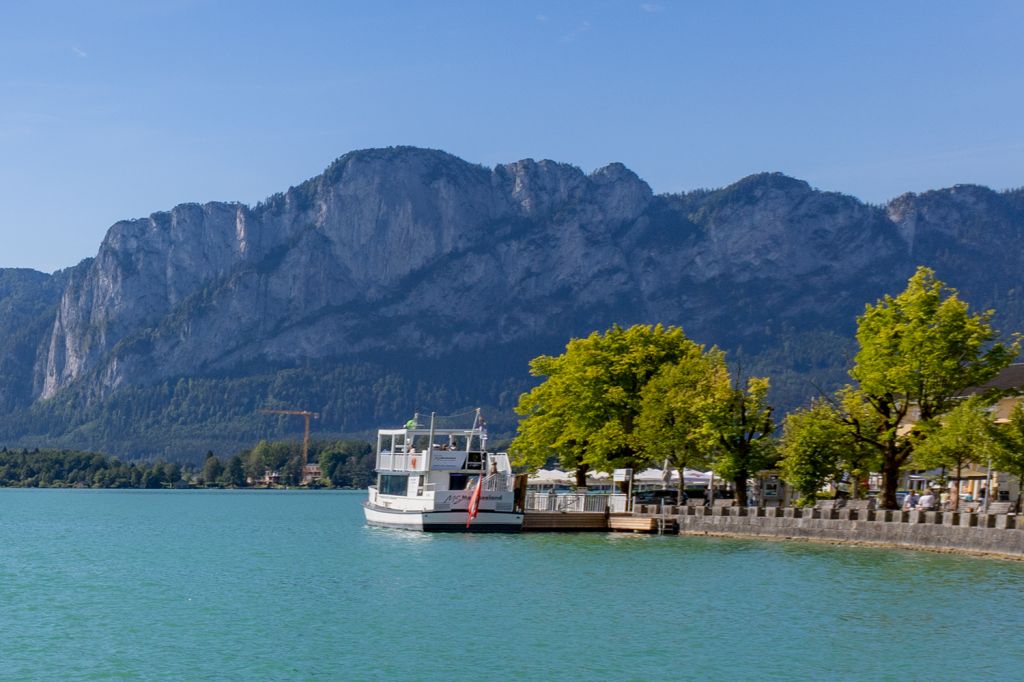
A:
[378,474,409,496]
[449,473,469,490]
[466,452,483,470]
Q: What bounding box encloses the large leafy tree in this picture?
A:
[994,402,1024,511]
[845,266,1017,509]
[222,454,246,487]
[511,324,705,485]
[780,399,878,505]
[913,396,1001,511]
[200,451,223,486]
[703,375,776,506]
[319,440,374,487]
[635,346,729,504]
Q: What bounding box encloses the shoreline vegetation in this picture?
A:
[0,438,374,490]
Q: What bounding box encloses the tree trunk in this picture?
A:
[670,457,688,505]
[733,473,748,506]
[575,463,589,489]
[953,462,962,512]
[881,455,900,510]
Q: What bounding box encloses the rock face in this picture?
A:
[2,147,1023,459]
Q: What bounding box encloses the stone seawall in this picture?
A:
[665,508,1024,558]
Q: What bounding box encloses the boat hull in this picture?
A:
[362,502,523,532]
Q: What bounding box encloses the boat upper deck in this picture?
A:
[375,423,512,476]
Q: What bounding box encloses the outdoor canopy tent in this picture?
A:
[633,468,713,484]
[526,469,574,487]
[527,467,714,488]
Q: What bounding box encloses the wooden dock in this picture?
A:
[521,511,679,533]
[522,511,608,531]
[608,513,678,534]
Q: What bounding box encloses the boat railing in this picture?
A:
[524,492,614,513]
[482,473,515,492]
[376,451,429,472]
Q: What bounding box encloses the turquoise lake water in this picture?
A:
[2,489,1022,680]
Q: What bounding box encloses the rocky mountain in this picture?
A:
[2,147,1022,461]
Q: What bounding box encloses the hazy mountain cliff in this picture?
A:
[2,147,1022,460]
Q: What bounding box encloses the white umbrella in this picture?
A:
[683,468,711,483]
[634,468,667,483]
[527,468,574,486]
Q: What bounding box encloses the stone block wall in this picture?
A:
[673,508,1024,557]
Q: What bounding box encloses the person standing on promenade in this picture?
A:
[917,490,936,510]
[903,490,918,511]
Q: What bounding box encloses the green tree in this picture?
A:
[319,449,346,486]
[703,375,775,506]
[281,455,303,486]
[141,463,165,489]
[511,324,706,485]
[635,347,729,504]
[994,402,1024,511]
[779,400,878,505]
[201,451,223,486]
[913,396,1000,511]
[162,461,182,486]
[844,267,1017,509]
[318,440,373,487]
[244,444,267,483]
[222,454,246,487]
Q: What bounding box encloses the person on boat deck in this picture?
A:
[490,461,498,476]
[448,434,458,450]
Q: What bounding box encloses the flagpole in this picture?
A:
[466,408,483,528]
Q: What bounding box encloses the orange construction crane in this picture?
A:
[259,409,320,464]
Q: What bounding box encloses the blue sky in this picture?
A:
[2,0,1022,271]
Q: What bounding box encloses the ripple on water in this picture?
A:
[1,489,1022,680]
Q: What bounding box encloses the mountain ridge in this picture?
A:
[2,146,1022,461]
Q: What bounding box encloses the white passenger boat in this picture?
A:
[362,411,523,532]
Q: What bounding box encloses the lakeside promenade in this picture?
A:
[523,499,1024,559]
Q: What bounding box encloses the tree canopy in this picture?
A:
[912,396,1002,510]
[994,402,1024,509]
[842,266,1017,508]
[702,375,776,506]
[511,324,708,484]
[635,346,729,503]
[512,323,776,503]
[779,399,878,505]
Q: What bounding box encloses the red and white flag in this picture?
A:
[466,475,483,528]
